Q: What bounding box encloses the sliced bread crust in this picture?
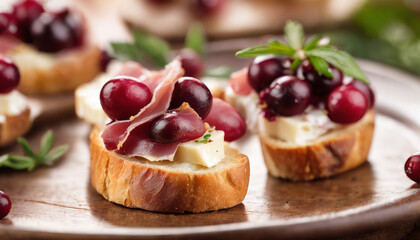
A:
[0,108,31,147]
[90,127,250,213]
[259,110,375,181]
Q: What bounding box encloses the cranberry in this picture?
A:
[248,55,292,92]
[348,79,375,108]
[0,57,20,94]
[12,0,44,42]
[301,61,343,96]
[180,48,203,78]
[100,78,153,120]
[100,50,112,72]
[264,76,312,116]
[405,153,420,183]
[0,13,12,34]
[326,85,368,124]
[56,8,84,47]
[149,109,205,143]
[0,191,11,219]
[204,98,246,142]
[190,0,226,15]
[169,77,212,119]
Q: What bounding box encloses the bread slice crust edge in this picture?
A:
[0,107,31,147]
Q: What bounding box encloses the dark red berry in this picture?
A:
[149,109,205,143]
[56,8,84,47]
[0,191,11,220]
[0,57,20,94]
[264,76,312,116]
[405,153,420,183]
[100,78,153,120]
[190,0,226,15]
[0,13,12,34]
[100,50,112,72]
[169,77,212,119]
[204,98,246,142]
[13,0,44,42]
[348,79,375,108]
[301,61,343,96]
[248,55,292,92]
[180,48,203,78]
[326,85,368,124]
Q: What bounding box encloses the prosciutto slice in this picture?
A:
[229,67,252,96]
[101,59,186,160]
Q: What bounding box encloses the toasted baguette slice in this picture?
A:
[0,108,31,147]
[260,110,375,181]
[10,44,101,95]
[90,127,250,213]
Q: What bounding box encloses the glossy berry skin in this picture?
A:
[56,8,84,47]
[405,153,420,183]
[348,79,375,108]
[248,55,292,92]
[180,48,203,78]
[301,61,343,96]
[100,78,153,121]
[190,0,226,15]
[12,0,45,42]
[0,57,20,94]
[149,110,205,143]
[169,77,212,119]
[0,191,11,220]
[326,85,368,124]
[0,13,13,34]
[264,76,312,116]
[204,98,246,142]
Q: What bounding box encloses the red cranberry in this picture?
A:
[0,13,12,34]
[169,77,212,119]
[301,61,343,96]
[326,85,368,124]
[0,57,20,94]
[100,78,153,120]
[56,8,84,47]
[180,48,203,78]
[204,98,246,142]
[264,76,312,116]
[0,191,11,219]
[348,79,375,108]
[149,109,205,143]
[12,0,44,42]
[190,0,226,15]
[405,153,420,183]
[248,55,292,92]
[100,50,112,72]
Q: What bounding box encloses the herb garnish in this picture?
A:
[235,21,369,83]
[195,134,212,143]
[0,130,69,171]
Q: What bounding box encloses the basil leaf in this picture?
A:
[204,66,233,79]
[38,130,54,158]
[309,56,333,78]
[284,20,304,50]
[290,58,302,72]
[17,137,36,158]
[110,42,144,63]
[45,144,69,164]
[185,23,205,56]
[306,47,369,83]
[236,43,295,58]
[304,35,323,51]
[133,31,170,67]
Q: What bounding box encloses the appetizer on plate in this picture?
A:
[0,57,30,147]
[76,59,249,213]
[227,21,375,181]
[0,0,101,95]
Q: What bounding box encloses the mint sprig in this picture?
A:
[0,130,68,171]
[236,20,369,84]
[185,23,206,56]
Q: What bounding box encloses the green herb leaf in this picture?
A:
[38,130,54,158]
[17,137,36,158]
[304,35,323,51]
[185,23,205,56]
[45,144,69,164]
[110,42,144,63]
[133,31,170,67]
[195,134,212,143]
[5,155,35,170]
[235,43,295,58]
[284,20,305,50]
[308,56,333,78]
[290,58,302,72]
[306,47,369,83]
[203,134,211,139]
[203,66,233,79]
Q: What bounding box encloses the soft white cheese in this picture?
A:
[174,129,225,168]
[258,108,337,145]
[0,90,27,116]
[224,86,259,132]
